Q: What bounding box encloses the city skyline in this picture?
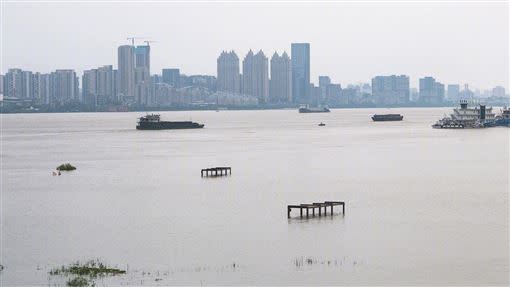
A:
[2,2,508,91]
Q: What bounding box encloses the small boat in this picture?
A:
[318,122,325,126]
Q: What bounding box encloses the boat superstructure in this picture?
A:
[432,100,495,129]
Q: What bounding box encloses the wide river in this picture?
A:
[1,108,509,286]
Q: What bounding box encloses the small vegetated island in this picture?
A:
[56,163,77,171]
[50,259,125,287]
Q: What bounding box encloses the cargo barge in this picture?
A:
[136,114,204,130]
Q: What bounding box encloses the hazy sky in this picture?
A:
[2,1,509,90]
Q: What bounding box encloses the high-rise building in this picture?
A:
[50,69,79,104]
[291,43,310,104]
[162,69,180,88]
[82,69,98,106]
[82,65,116,107]
[242,50,269,104]
[492,86,506,98]
[4,68,23,99]
[134,45,152,106]
[21,71,33,99]
[269,52,292,104]
[371,75,409,105]
[242,50,254,97]
[309,83,322,106]
[117,45,135,101]
[217,50,240,95]
[341,88,357,106]
[96,65,115,104]
[447,84,460,102]
[135,45,150,73]
[327,84,342,105]
[419,77,444,104]
[318,76,331,104]
[33,73,51,104]
[0,74,4,96]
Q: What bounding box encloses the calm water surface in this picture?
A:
[1,108,509,285]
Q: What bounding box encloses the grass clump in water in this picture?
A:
[66,276,91,287]
[49,259,126,278]
[56,163,77,171]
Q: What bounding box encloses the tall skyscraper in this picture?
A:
[32,72,50,104]
[243,50,269,104]
[117,45,135,101]
[217,50,240,94]
[419,77,444,104]
[269,52,292,104]
[318,76,331,104]
[135,45,150,73]
[134,45,152,106]
[96,65,115,104]
[371,75,409,105]
[242,50,254,97]
[82,69,98,106]
[291,43,310,104]
[162,69,181,88]
[21,71,33,99]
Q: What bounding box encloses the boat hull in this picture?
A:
[371,114,403,121]
[137,121,205,130]
[299,108,330,113]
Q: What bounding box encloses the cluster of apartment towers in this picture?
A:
[217,43,313,105]
[2,41,506,109]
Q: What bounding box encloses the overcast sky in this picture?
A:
[2,1,508,90]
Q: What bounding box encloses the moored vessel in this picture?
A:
[432,100,495,129]
[371,114,403,121]
[136,114,204,130]
[486,107,510,127]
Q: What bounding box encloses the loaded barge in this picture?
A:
[298,105,330,113]
[372,114,403,121]
[136,114,204,130]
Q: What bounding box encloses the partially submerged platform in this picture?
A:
[287,201,345,218]
[201,167,231,177]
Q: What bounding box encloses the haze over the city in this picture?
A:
[2,1,508,90]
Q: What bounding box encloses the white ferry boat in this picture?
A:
[432,100,495,129]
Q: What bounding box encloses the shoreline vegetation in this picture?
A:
[56,163,77,171]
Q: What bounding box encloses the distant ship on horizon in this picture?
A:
[298,105,330,113]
